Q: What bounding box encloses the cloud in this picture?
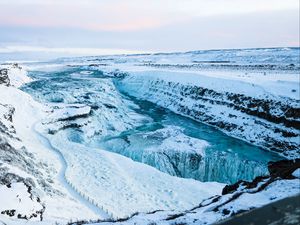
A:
[0,1,298,53]
[0,9,298,53]
[0,45,143,55]
[0,0,298,32]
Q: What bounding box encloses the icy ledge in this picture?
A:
[103,125,270,183]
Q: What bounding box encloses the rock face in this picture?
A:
[0,182,45,221]
[222,159,300,195]
[0,63,32,88]
[117,75,300,159]
[0,69,10,86]
[268,159,300,179]
[0,66,66,223]
[0,109,47,222]
[0,102,58,222]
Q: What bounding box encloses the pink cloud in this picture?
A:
[0,2,176,31]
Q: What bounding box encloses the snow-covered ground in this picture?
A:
[116,70,299,158]
[0,65,102,224]
[39,129,223,219]
[0,63,225,223]
[89,178,300,225]
[85,47,299,158]
[0,48,299,225]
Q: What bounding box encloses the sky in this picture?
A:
[0,0,299,57]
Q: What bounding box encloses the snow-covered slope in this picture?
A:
[89,179,300,225]
[0,66,101,224]
[34,93,224,219]
[0,63,224,224]
[57,48,300,159]
[116,70,299,158]
[69,159,300,225]
[1,48,299,225]
[0,63,32,87]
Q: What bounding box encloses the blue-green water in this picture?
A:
[22,66,282,184]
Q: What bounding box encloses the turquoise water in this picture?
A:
[22,66,282,184]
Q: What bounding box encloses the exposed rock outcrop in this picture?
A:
[222,159,300,195]
[0,69,9,86]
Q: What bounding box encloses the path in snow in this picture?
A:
[32,122,110,219]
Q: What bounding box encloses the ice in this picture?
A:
[102,126,270,183]
[102,126,208,177]
[292,168,300,178]
[116,71,299,158]
[1,47,299,224]
[37,128,224,219]
[22,61,282,186]
[22,72,149,139]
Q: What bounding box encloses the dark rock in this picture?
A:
[268,159,300,179]
[222,159,300,195]
[222,209,231,215]
[12,63,22,69]
[1,209,16,217]
[222,180,244,195]
[0,68,10,86]
[215,195,300,225]
[103,103,117,109]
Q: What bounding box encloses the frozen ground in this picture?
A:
[116,70,299,158]
[85,47,299,158]
[86,178,300,225]
[21,60,283,186]
[0,65,102,224]
[0,48,299,225]
[0,62,225,223]
[38,128,223,219]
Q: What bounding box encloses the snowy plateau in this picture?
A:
[0,48,299,225]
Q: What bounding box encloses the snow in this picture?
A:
[0,83,101,224]
[116,69,299,158]
[143,126,209,156]
[1,48,299,224]
[38,129,224,219]
[0,183,43,218]
[4,64,32,87]
[120,69,299,101]
[93,179,300,225]
[226,180,299,209]
[0,64,225,224]
[292,168,300,178]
